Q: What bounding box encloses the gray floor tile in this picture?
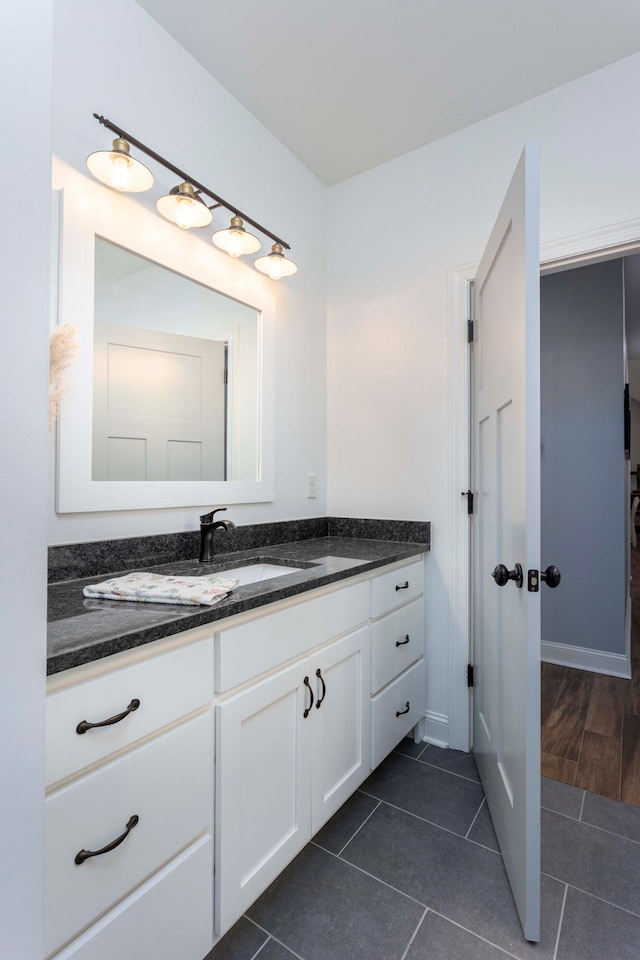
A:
[361,751,484,836]
[342,803,564,959]
[246,842,423,960]
[541,777,584,819]
[556,886,640,960]
[542,807,640,914]
[581,791,640,843]
[420,745,481,782]
[313,791,379,854]
[467,800,500,853]
[395,737,428,759]
[259,939,301,960]
[406,910,517,960]
[205,917,269,960]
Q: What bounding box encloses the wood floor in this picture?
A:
[541,660,640,805]
[541,551,640,806]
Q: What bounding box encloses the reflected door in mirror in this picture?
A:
[92,322,226,481]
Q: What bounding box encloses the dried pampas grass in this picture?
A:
[49,324,79,430]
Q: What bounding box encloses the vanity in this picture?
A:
[47,160,429,959]
[45,526,429,960]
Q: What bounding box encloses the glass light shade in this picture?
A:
[156,182,213,229]
[86,138,154,192]
[212,216,262,257]
[254,243,298,280]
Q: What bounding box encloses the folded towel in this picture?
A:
[83,571,239,606]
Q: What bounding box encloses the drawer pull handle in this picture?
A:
[396,635,410,647]
[76,698,141,735]
[315,668,327,709]
[303,676,314,718]
[74,814,139,865]
[396,701,410,717]
[395,581,409,591]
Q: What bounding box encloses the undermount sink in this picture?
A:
[220,563,305,586]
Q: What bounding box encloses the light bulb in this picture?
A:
[156,182,212,229]
[86,138,154,192]
[267,256,284,280]
[254,242,297,279]
[176,197,195,229]
[110,154,134,191]
[226,230,245,257]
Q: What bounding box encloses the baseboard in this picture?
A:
[423,710,449,748]
[542,641,631,679]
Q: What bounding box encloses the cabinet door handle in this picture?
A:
[395,581,409,591]
[76,698,141,735]
[74,814,139,865]
[315,668,327,709]
[303,676,314,718]
[396,701,410,717]
[396,634,410,647]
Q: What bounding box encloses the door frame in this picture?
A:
[447,215,640,752]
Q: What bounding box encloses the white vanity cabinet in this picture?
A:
[215,583,370,934]
[369,560,427,768]
[45,553,426,958]
[44,639,215,960]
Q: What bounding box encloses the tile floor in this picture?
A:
[207,740,640,960]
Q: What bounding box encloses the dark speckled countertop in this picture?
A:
[47,535,428,676]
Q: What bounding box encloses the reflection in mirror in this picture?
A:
[92,238,259,482]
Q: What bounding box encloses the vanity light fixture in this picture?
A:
[254,243,298,280]
[86,137,154,193]
[212,216,262,257]
[156,182,213,229]
[87,114,297,279]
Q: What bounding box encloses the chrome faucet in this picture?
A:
[199,508,236,562]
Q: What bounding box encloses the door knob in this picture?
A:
[492,563,523,588]
[541,565,561,588]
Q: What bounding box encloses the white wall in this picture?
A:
[0,2,52,956]
[540,260,626,657]
[49,0,328,545]
[327,53,640,745]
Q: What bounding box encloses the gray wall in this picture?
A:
[541,259,626,655]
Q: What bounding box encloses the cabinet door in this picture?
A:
[215,660,312,935]
[311,626,371,833]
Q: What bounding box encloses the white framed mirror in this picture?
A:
[53,162,275,512]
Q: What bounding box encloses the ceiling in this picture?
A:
[136,0,640,185]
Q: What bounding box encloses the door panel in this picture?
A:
[93,322,226,481]
[472,143,541,941]
[311,627,370,832]
[215,662,312,934]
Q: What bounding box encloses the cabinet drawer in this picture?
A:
[215,581,368,692]
[371,659,426,769]
[50,836,213,960]
[370,560,423,619]
[371,598,424,694]
[46,638,214,786]
[45,712,213,956]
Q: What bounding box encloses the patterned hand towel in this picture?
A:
[83,571,239,606]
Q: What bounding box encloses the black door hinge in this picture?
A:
[467,319,474,343]
[461,490,474,515]
[467,664,474,688]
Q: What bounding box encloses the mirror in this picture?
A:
[93,238,259,483]
[54,164,275,513]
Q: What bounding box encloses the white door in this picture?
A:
[92,322,226,481]
[472,143,541,941]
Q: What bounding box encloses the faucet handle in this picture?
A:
[200,507,227,525]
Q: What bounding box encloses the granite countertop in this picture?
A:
[47,536,428,676]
